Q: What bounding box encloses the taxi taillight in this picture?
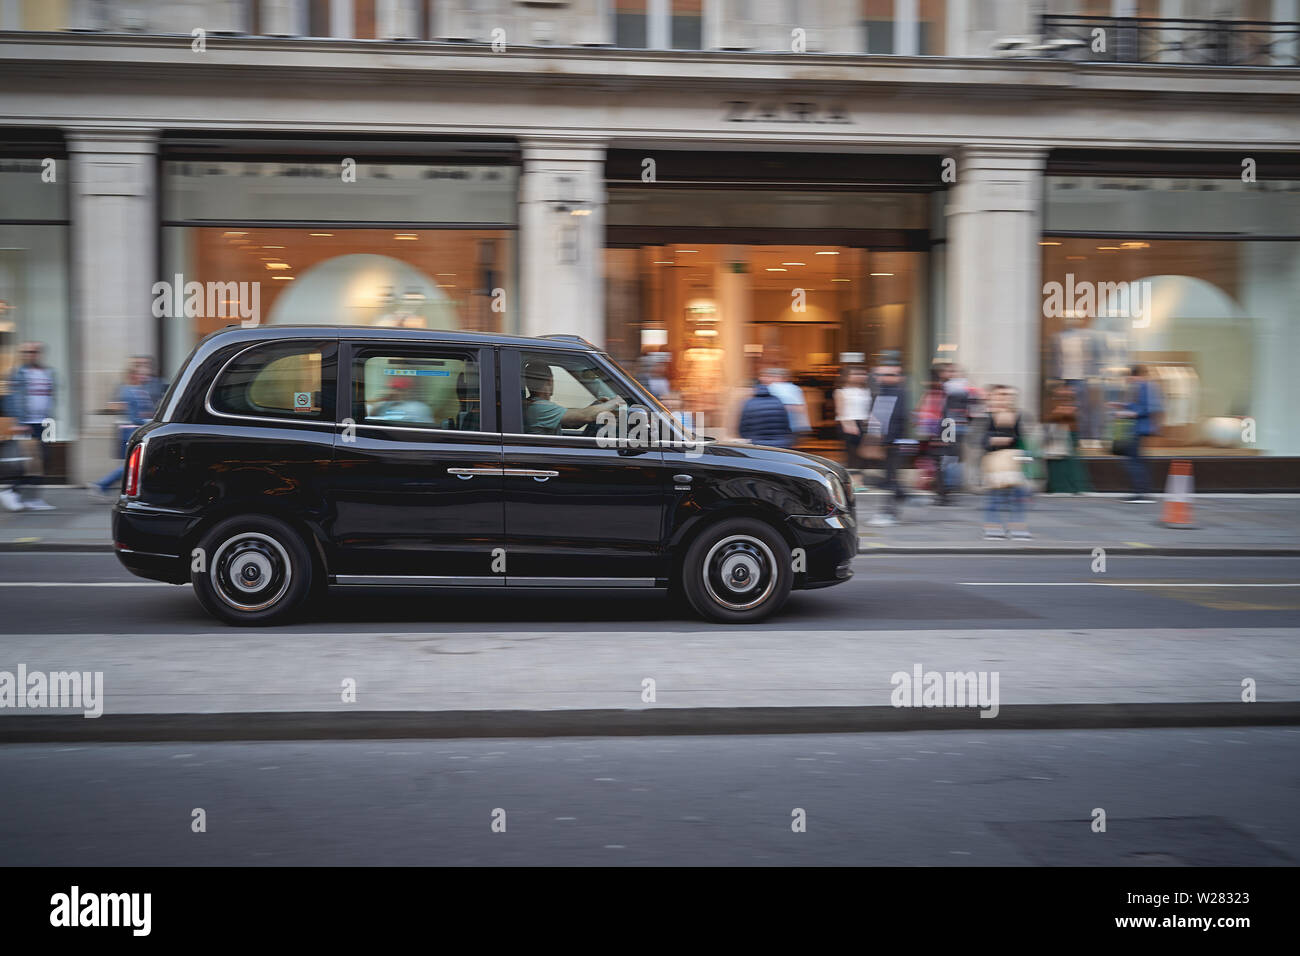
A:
[124,443,143,497]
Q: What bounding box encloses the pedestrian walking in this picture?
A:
[980,384,1031,540]
[833,366,871,491]
[3,341,57,511]
[866,360,910,526]
[940,363,974,498]
[1043,380,1091,494]
[914,366,945,494]
[766,368,811,441]
[1110,364,1162,503]
[88,360,157,498]
[737,370,794,448]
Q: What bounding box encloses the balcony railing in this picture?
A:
[1041,15,1299,67]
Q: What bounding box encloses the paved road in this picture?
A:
[1,728,1295,865]
[0,552,1297,634]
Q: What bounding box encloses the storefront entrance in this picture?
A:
[601,150,943,455]
[606,241,928,455]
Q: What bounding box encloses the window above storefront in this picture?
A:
[163,161,518,226]
[0,161,68,222]
[1045,176,1300,238]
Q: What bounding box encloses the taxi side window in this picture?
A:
[210,342,332,421]
[353,350,480,431]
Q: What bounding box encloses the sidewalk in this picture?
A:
[1,485,1297,554]
[854,490,1300,554]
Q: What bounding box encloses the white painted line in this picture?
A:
[0,581,171,587]
[960,582,1300,588]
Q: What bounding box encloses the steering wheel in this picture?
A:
[579,398,624,437]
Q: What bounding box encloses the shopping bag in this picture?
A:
[1041,423,1070,460]
[982,448,1024,489]
[858,435,887,462]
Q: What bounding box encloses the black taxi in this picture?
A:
[113,326,856,625]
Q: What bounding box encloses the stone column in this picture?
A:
[518,138,607,345]
[945,146,1047,412]
[66,129,159,485]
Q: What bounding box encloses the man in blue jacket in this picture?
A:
[738,370,794,448]
[1119,364,1162,503]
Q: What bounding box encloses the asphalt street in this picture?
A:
[1,728,1295,865]
[0,552,1297,634]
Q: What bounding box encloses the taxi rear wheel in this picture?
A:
[191,515,313,626]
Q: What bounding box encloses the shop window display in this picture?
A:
[1040,237,1300,457]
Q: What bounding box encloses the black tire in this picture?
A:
[191,515,313,626]
[680,517,793,624]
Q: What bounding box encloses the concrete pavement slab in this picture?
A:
[0,627,1294,718]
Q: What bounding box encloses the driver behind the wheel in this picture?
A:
[522,361,622,435]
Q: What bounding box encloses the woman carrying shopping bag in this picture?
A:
[980,384,1032,540]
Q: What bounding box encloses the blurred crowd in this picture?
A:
[1,343,165,512]
[735,354,1166,540]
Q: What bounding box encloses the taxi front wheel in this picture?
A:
[680,517,792,624]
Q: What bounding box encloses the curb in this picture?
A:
[2,541,1298,557]
[2,702,1298,743]
[0,542,116,553]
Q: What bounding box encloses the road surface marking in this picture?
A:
[0,581,170,587]
[960,582,1299,588]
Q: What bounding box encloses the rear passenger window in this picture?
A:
[353,349,481,431]
[210,342,334,422]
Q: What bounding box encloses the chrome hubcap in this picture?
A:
[703,535,777,612]
[211,532,292,612]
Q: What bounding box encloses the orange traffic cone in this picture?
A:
[1160,459,1197,529]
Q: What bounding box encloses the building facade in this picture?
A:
[0,0,1297,485]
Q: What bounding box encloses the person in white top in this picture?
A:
[834,366,871,489]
